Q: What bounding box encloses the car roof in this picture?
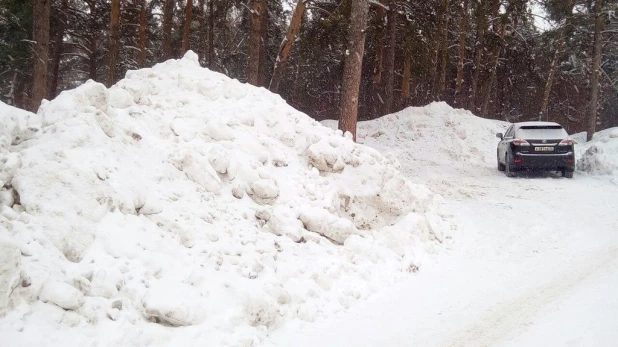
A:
[513,121,563,128]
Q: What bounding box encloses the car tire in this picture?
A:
[505,152,516,177]
[563,170,574,179]
[497,154,506,171]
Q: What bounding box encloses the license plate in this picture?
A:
[534,146,554,151]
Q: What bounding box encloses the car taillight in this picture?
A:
[513,139,530,146]
[559,139,574,146]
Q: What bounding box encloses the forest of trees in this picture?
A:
[1,0,617,139]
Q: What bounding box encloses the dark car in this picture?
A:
[496,122,575,178]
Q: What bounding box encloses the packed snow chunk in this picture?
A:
[178,152,221,192]
[208,146,231,174]
[38,80,109,126]
[299,207,358,244]
[246,296,280,328]
[141,281,207,326]
[205,120,235,141]
[89,268,124,299]
[39,280,85,310]
[0,153,22,187]
[108,86,135,109]
[0,188,15,207]
[306,137,348,172]
[170,118,201,142]
[577,128,618,177]
[250,179,280,200]
[0,241,21,315]
[263,206,304,241]
[94,110,115,138]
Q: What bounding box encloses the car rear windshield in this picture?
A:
[516,126,568,139]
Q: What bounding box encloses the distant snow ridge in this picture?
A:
[0,51,452,346]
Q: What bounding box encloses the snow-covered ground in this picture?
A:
[265,105,618,346]
[0,52,452,346]
[2,53,617,346]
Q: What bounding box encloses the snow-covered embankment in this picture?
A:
[0,51,452,345]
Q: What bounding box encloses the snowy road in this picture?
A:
[265,168,618,347]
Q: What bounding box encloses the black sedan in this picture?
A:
[496,122,575,178]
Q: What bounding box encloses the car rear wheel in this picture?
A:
[505,153,516,177]
[497,154,506,171]
[563,170,574,178]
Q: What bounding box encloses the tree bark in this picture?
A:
[49,0,68,99]
[338,0,369,141]
[258,0,269,87]
[469,1,487,111]
[198,0,206,63]
[87,0,98,81]
[587,0,604,141]
[247,0,265,85]
[539,1,575,121]
[107,0,121,87]
[480,2,512,118]
[436,0,449,99]
[209,0,215,68]
[32,0,51,111]
[182,0,193,53]
[372,3,385,86]
[384,0,397,114]
[455,0,469,101]
[138,0,148,67]
[401,37,412,107]
[162,0,175,60]
[269,0,306,93]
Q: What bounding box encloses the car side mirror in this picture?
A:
[496,133,504,140]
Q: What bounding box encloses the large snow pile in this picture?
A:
[324,103,508,178]
[0,52,452,346]
[576,128,618,179]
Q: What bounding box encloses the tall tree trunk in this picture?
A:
[247,0,265,85]
[539,1,575,121]
[384,0,397,114]
[198,0,206,63]
[372,3,385,86]
[269,0,306,93]
[480,3,512,118]
[401,37,412,107]
[338,0,369,141]
[32,0,51,112]
[469,1,487,111]
[455,0,469,102]
[49,0,68,99]
[162,0,175,60]
[107,0,121,87]
[370,3,385,118]
[138,0,147,67]
[209,0,215,68]
[88,1,97,81]
[587,0,604,141]
[182,0,193,53]
[436,0,449,99]
[258,0,269,86]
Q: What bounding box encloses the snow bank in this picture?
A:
[0,51,451,345]
[576,128,618,180]
[323,103,508,177]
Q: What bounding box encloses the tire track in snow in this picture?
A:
[441,246,618,347]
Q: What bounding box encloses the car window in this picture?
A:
[516,126,568,139]
[505,126,514,138]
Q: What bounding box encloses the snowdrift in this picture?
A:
[324,103,509,177]
[576,128,618,180]
[0,52,451,346]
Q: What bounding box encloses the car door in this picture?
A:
[499,126,514,162]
